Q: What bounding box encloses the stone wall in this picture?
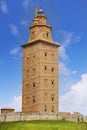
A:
[0,112,87,122]
[1,108,15,114]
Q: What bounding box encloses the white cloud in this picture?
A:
[0,0,8,14]
[59,45,68,61]
[74,35,81,43]
[9,46,22,59]
[63,32,73,47]
[60,73,87,115]
[9,24,19,36]
[56,30,73,47]
[10,95,22,112]
[20,20,29,27]
[22,0,34,10]
[72,70,78,75]
[59,61,70,76]
[57,30,81,77]
[10,47,20,55]
[57,30,81,48]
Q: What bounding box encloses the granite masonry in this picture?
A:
[0,112,87,122]
[22,6,60,113]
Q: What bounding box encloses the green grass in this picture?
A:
[0,120,87,130]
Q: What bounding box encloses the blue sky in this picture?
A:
[0,0,87,114]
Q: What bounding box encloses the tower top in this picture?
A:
[37,9,45,16]
[22,7,60,47]
[35,6,45,17]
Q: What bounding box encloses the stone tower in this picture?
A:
[22,7,60,113]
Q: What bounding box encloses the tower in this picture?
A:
[22,7,60,113]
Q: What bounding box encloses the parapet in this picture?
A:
[1,108,15,114]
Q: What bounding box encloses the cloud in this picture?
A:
[9,46,22,59]
[10,47,20,55]
[9,23,24,44]
[0,0,8,14]
[57,30,81,62]
[60,73,87,115]
[20,20,29,27]
[72,70,78,75]
[10,95,22,112]
[57,30,81,47]
[57,31,73,63]
[56,30,73,47]
[9,24,19,36]
[57,30,81,77]
[62,31,73,47]
[59,61,70,76]
[59,45,68,61]
[22,0,34,10]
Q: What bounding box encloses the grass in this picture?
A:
[0,120,87,130]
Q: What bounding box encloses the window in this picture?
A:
[26,84,29,91]
[44,52,47,56]
[44,93,47,101]
[51,105,54,112]
[45,66,47,70]
[52,109,54,112]
[27,70,29,73]
[46,32,49,38]
[51,94,54,101]
[32,31,34,35]
[33,82,35,87]
[51,67,54,72]
[26,83,29,87]
[27,57,29,59]
[33,55,35,58]
[33,68,35,71]
[44,79,48,82]
[51,80,54,85]
[33,96,35,103]
[44,104,47,112]
[26,97,28,100]
[44,93,47,96]
[27,70,29,78]
[45,108,47,112]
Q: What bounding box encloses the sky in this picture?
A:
[0,0,87,115]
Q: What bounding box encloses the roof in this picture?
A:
[21,39,60,48]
